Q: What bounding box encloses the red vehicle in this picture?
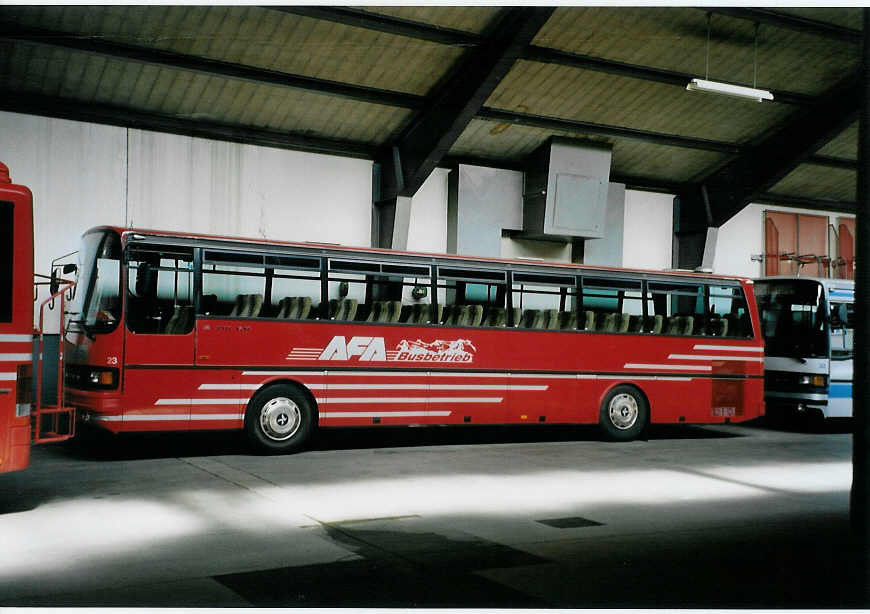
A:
[0,162,74,474]
[65,226,765,452]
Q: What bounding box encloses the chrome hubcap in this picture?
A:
[608,393,638,430]
[260,397,301,441]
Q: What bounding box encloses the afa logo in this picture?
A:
[286,336,477,363]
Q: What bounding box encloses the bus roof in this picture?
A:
[88,225,754,283]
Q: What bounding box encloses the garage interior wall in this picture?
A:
[6,109,853,327]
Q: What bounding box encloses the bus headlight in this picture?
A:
[66,366,119,390]
[798,374,826,387]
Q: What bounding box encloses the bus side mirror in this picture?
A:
[50,269,60,295]
[63,263,77,274]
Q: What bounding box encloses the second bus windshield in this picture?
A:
[755,280,827,359]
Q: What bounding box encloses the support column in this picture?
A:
[672,188,709,270]
[851,7,870,600]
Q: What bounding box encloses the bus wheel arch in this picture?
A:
[244,380,318,453]
[598,383,650,442]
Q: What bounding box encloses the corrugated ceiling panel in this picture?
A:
[450,119,727,184]
[768,163,856,202]
[2,5,461,98]
[817,122,858,159]
[773,8,863,30]
[0,42,410,146]
[360,6,502,34]
[535,7,859,97]
[488,60,795,145]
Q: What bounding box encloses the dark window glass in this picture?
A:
[512,273,577,330]
[327,259,432,324]
[127,245,194,334]
[436,267,506,328]
[0,201,12,323]
[580,277,644,334]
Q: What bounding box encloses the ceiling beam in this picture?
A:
[378,7,555,201]
[0,21,424,109]
[0,93,377,159]
[477,107,744,154]
[694,73,860,226]
[755,192,856,214]
[707,8,862,43]
[270,6,482,47]
[524,46,814,107]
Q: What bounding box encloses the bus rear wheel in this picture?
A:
[599,385,648,441]
[245,384,315,453]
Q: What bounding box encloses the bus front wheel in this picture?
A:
[245,384,315,453]
[599,385,648,442]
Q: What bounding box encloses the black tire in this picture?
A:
[599,385,649,442]
[245,384,315,453]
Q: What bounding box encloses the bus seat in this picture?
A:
[236,294,252,317]
[468,304,484,327]
[708,316,727,337]
[683,315,694,335]
[628,315,643,333]
[328,298,339,319]
[455,305,472,326]
[165,305,193,334]
[618,313,630,333]
[436,304,444,325]
[651,314,664,334]
[560,311,577,330]
[521,309,538,328]
[545,309,559,329]
[386,300,402,323]
[297,296,312,320]
[275,297,290,319]
[510,308,522,327]
[248,294,264,318]
[410,302,427,324]
[601,313,617,332]
[164,306,182,333]
[665,316,685,335]
[285,296,300,319]
[494,307,507,327]
[345,299,358,321]
[440,304,454,325]
[364,301,380,322]
[399,305,413,323]
[228,294,245,317]
[583,310,596,331]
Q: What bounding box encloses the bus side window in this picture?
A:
[437,267,506,328]
[582,277,642,334]
[707,285,752,339]
[201,251,266,319]
[648,281,704,336]
[266,255,322,320]
[127,245,194,334]
[512,272,576,330]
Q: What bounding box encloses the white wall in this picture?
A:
[622,189,673,271]
[406,167,449,255]
[715,202,854,278]
[1,111,373,326]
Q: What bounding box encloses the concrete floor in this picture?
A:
[0,419,863,607]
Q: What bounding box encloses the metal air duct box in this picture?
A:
[522,138,612,241]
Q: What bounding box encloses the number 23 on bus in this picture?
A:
[64,226,765,453]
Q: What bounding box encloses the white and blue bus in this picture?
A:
[754,276,854,421]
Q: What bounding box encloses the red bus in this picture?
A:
[0,162,74,474]
[65,226,765,452]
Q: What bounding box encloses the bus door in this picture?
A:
[123,243,195,429]
[828,297,854,418]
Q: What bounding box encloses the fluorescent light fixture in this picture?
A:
[686,78,774,102]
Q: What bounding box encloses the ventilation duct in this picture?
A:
[522,138,612,241]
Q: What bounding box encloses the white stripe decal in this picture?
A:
[155,398,249,406]
[668,354,764,362]
[320,411,452,418]
[315,397,503,404]
[94,414,243,422]
[596,375,693,382]
[199,383,544,391]
[242,371,328,376]
[692,345,764,352]
[0,334,32,343]
[624,363,712,371]
[0,372,16,381]
[0,353,31,361]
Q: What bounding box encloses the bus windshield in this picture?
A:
[754,279,827,359]
[68,230,121,335]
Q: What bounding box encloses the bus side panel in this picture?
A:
[0,381,30,474]
[121,369,191,431]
